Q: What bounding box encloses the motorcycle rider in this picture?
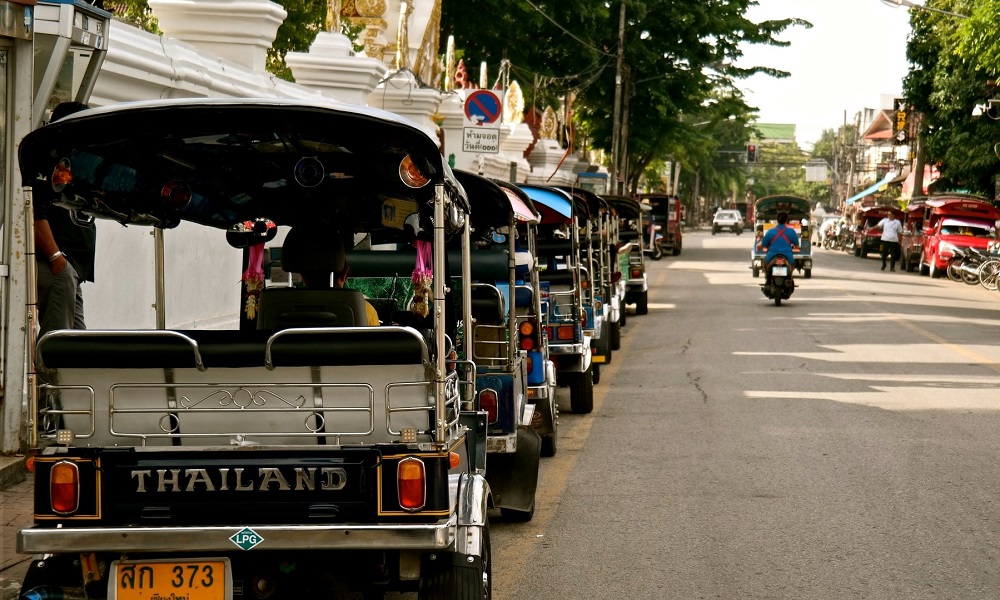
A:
[819,217,836,248]
[757,211,800,281]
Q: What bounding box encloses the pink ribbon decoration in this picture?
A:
[242,243,266,320]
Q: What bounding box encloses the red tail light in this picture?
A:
[50,461,80,515]
[479,388,499,424]
[557,326,575,340]
[519,321,537,351]
[631,268,641,278]
[397,457,426,511]
[161,180,192,210]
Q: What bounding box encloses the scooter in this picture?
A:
[760,254,795,306]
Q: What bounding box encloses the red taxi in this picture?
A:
[853,205,904,258]
[917,196,1000,277]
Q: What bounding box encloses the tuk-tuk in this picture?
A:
[557,186,621,356]
[912,195,1000,277]
[639,193,683,257]
[453,170,542,519]
[852,205,905,258]
[518,184,595,414]
[751,195,814,278]
[604,194,649,315]
[494,180,559,456]
[16,98,492,599]
[900,200,927,272]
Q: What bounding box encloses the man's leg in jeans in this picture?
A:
[36,258,80,336]
[880,244,888,270]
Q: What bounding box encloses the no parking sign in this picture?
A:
[463,89,502,154]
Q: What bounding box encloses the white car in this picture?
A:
[713,210,744,235]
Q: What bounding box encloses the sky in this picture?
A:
[737,0,915,149]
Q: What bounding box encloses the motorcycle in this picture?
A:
[947,246,988,285]
[760,254,795,306]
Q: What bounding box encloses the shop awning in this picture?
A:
[844,172,897,205]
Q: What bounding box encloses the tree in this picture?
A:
[903,0,1000,197]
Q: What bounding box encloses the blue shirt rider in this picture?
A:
[758,211,800,264]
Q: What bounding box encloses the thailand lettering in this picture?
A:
[130,467,347,493]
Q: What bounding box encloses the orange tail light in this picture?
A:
[519,321,536,350]
[399,156,430,188]
[397,457,426,511]
[50,460,80,515]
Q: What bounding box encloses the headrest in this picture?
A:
[281,227,346,274]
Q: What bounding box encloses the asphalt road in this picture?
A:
[9,228,1000,599]
[491,229,1000,600]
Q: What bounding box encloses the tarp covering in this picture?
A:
[845,172,897,205]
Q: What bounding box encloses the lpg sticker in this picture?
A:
[230,527,264,551]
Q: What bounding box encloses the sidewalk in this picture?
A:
[0,455,31,600]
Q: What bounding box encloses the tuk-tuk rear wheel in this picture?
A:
[569,367,594,414]
[635,292,649,315]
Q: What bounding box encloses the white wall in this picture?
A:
[81,21,324,330]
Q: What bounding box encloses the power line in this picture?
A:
[520,0,616,58]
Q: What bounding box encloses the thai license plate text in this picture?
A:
[111,559,229,600]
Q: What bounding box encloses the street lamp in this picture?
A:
[879,0,968,18]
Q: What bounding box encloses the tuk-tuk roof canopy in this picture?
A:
[18,98,466,236]
[555,186,606,222]
[602,195,642,219]
[518,184,574,224]
[753,195,812,220]
[919,195,999,216]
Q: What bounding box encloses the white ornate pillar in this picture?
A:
[285,32,388,106]
[368,69,442,140]
[148,0,286,72]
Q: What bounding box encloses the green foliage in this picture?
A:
[441,0,810,193]
[267,0,326,82]
[904,0,1000,197]
[105,0,159,32]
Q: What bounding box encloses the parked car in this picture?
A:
[713,209,744,235]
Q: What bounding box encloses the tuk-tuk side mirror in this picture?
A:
[924,227,935,236]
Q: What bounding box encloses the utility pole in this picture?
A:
[618,66,631,194]
[609,2,625,195]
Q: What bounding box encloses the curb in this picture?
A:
[0,455,26,492]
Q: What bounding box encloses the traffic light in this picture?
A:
[747,144,758,163]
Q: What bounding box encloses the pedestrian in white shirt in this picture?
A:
[876,212,904,272]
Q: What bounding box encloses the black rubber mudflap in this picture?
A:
[484,426,541,517]
[418,551,485,600]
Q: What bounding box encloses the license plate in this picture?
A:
[772,266,788,276]
[111,559,231,600]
